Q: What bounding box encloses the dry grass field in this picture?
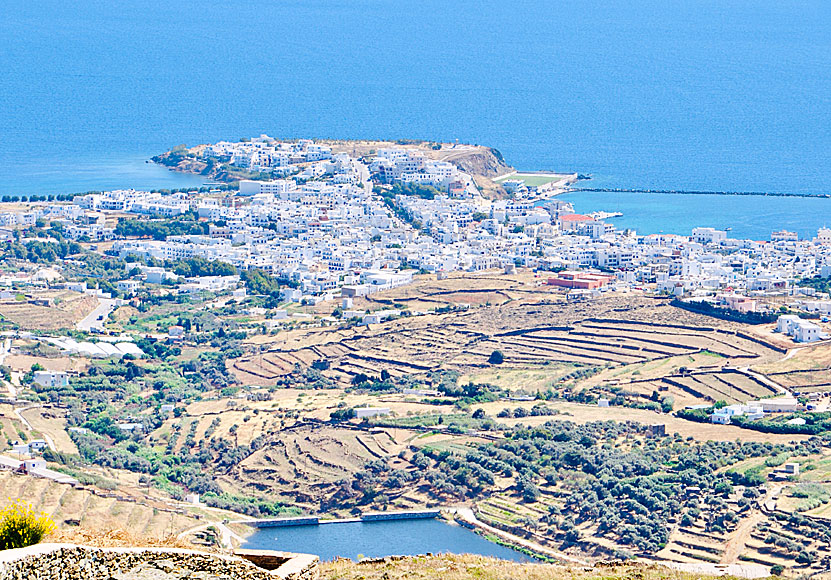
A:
[4,353,89,374]
[474,400,809,443]
[0,293,98,330]
[18,405,79,454]
[0,471,200,538]
[458,365,578,393]
[752,341,831,393]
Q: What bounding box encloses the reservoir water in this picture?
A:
[241,519,534,563]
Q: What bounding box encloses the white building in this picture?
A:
[33,371,70,388]
[355,407,391,419]
[776,314,824,343]
[692,228,727,245]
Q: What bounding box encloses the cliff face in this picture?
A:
[436,147,512,178]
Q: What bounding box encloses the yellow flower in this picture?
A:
[0,500,56,550]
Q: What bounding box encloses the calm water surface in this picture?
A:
[2,0,830,234]
[559,191,831,240]
[2,0,831,197]
[242,519,535,562]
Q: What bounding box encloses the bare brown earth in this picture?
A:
[0,293,98,330]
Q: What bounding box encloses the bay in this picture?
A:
[558,191,831,240]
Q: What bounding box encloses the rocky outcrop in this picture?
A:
[439,147,512,178]
[0,544,318,580]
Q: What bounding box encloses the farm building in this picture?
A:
[548,271,613,290]
[710,404,764,425]
[749,396,799,413]
[33,370,69,388]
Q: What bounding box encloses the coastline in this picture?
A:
[152,139,515,187]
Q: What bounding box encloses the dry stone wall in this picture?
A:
[0,544,318,580]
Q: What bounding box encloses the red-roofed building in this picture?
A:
[558,213,594,232]
[548,271,614,290]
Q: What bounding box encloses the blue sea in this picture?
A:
[2,0,831,237]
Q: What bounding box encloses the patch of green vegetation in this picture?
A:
[789,483,831,512]
[798,276,831,294]
[339,420,822,554]
[494,173,564,187]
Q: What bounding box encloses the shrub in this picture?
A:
[0,501,55,550]
[488,350,504,365]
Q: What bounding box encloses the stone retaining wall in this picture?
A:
[0,544,318,580]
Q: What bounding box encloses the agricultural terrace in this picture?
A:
[753,340,831,394]
[329,419,831,571]
[232,289,783,410]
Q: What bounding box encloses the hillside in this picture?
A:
[320,555,741,580]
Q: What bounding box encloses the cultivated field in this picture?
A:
[232,282,783,397]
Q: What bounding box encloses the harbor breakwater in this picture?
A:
[567,187,831,199]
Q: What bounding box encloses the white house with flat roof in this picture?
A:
[33,371,69,388]
[711,404,764,424]
[776,314,825,343]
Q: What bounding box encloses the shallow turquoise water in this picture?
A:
[559,190,831,239]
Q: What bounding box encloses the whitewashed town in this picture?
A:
[0,138,830,337]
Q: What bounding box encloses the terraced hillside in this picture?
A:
[232,293,783,388]
[620,369,780,406]
[230,425,421,511]
[0,471,200,537]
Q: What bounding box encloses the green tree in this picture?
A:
[488,350,504,365]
